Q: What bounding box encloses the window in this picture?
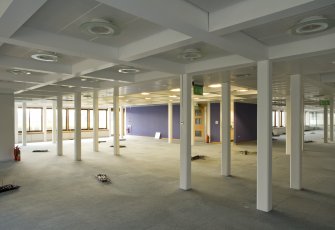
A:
[195,130,202,137]
[99,110,107,129]
[195,118,201,125]
[81,110,88,129]
[89,110,93,129]
[68,109,75,130]
[46,108,53,130]
[272,111,276,127]
[281,111,286,127]
[17,107,42,132]
[195,109,202,116]
[28,108,42,131]
[62,109,67,130]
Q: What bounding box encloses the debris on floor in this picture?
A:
[110,145,126,148]
[310,132,315,134]
[98,140,106,143]
[304,140,314,143]
[0,184,20,193]
[95,174,111,183]
[119,138,126,141]
[32,150,48,152]
[240,150,249,155]
[191,155,205,161]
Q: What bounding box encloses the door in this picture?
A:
[194,104,205,142]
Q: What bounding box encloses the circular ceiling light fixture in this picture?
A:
[178,48,203,61]
[170,88,180,92]
[7,68,32,75]
[80,18,120,37]
[118,66,140,74]
[290,16,334,35]
[31,52,58,62]
[208,83,221,88]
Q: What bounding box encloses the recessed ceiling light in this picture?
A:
[169,100,173,102]
[170,88,180,92]
[119,96,124,98]
[237,89,248,92]
[331,60,335,64]
[178,48,203,61]
[81,78,87,82]
[208,84,221,88]
[145,97,151,100]
[80,18,120,37]
[203,92,209,95]
[141,92,150,95]
[194,97,199,100]
[289,16,334,35]
[118,67,140,74]
[7,69,32,75]
[169,95,177,98]
[31,52,58,62]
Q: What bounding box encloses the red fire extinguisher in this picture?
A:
[14,146,21,161]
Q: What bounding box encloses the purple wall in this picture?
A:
[172,105,180,139]
[210,103,221,142]
[126,104,180,139]
[234,102,257,143]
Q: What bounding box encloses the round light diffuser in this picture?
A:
[7,69,32,75]
[31,52,58,62]
[179,48,203,61]
[290,16,334,35]
[80,18,120,37]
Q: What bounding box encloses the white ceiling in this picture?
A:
[0,0,334,108]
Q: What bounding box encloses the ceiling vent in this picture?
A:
[179,48,203,61]
[289,16,334,35]
[31,52,58,62]
[117,66,140,74]
[80,19,120,37]
[7,68,31,75]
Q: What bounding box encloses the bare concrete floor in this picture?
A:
[1,131,334,230]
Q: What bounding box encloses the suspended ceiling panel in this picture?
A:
[242,4,335,46]
[23,0,166,47]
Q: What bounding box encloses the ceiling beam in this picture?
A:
[209,0,335,35]
[0,0,46,38]
[269,32,335,60]
[131,57,185,74]
[97,0,268,60]
[119,29,193,61]
[185,55,254,75]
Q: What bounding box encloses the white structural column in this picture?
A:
[120,106,124,139]
[14,103,18,144]
[22,102,27,146]
[93,90,99,152]
[43,106,47,142]
[113,87,120,156]
[57,95,63,156]
[290,74,303,190]
[256,60,272,212]
[324,105,328,144]
[0,94,15,161]
[221,82,231,176]
[330,98,334,142]
[74,92,82,161]
[286,96,291,155]
[52,100,57,144]
[180,74,192,190]
[206,102,211,142]
[168,102,173,143]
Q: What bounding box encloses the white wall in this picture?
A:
[0,94,14,161]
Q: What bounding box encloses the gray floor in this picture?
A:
[1,131,334,230]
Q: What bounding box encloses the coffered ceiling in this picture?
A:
[0,0,334,109]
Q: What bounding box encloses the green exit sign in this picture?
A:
[193,84,203,95]
[320,100,330,106]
